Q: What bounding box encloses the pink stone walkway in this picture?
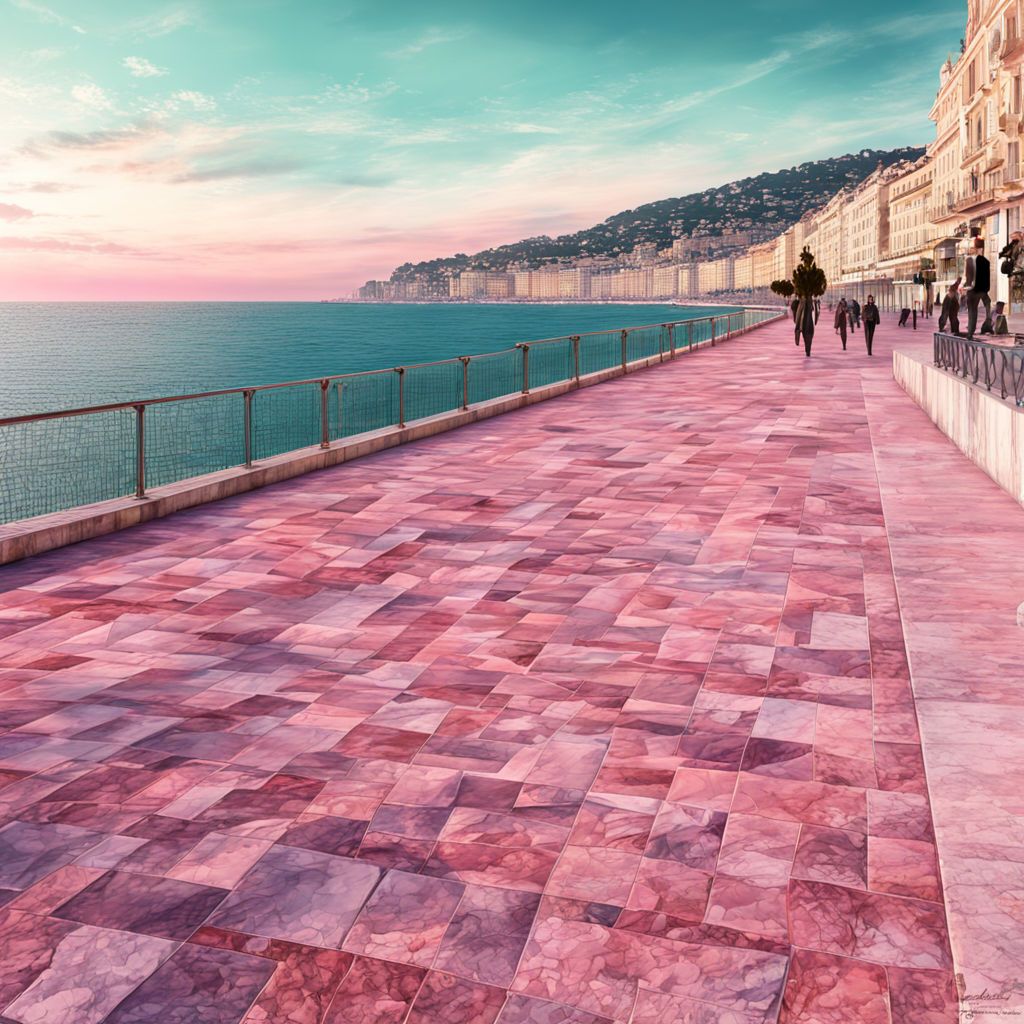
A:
[0,312,1015,1023]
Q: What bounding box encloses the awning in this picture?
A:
[934,241,959,259]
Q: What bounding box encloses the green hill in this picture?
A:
[389,146,924,283]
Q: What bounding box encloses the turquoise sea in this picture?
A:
[0,302,760,524]
[0,302,731,417]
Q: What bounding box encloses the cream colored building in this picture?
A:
[678,264,699,297]
[653,265,679,297]
[456,271,513,298]
[733,253,753,292]
[750,242,777,289]
[879,157,937,309]
[927,0,1024,306]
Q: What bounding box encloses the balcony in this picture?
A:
[952,188,996,212]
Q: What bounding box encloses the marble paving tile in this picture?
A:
[343,869,464,966]
[208,845,380,948]
[102,942,276,1023]
[3,923,176,1024]
[53,869,228,940]
[322,955,425,1024]
[435,884,541,987]
[0,821,103,889]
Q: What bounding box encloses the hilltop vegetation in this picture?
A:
[390,147,924,281]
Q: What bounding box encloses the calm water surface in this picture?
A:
[0,302,736,417]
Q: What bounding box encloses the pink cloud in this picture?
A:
[0,202,34,221]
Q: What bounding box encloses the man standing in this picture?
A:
[964,237,993,339]
[862,294,880,355]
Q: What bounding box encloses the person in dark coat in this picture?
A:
[964,237,993,338]
[938,282,961,336]
[834,298,850,350]
[850,298,861,330]
[862,295,880,355]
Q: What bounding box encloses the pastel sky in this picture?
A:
[1,0,966,300]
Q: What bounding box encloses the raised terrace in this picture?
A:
[0,313,1021,1023]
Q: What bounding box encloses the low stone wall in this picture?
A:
[893,347,1024,505]
[0,316,781,565]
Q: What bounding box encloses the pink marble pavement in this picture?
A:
[0,309,1007,1022]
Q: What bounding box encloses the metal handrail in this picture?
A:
[1,306,781,521]
[0,309,775,428]
[933,331,1024,406]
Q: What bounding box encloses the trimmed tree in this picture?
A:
[777,248,828,357]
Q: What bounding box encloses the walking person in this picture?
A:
[964,237,993,338]
[938,281,962,336]
[850,298,861,330]
[834,298,850,350]
[862,294,880,355]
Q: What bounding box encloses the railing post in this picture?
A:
[134,404,146,499]
[668,324,675,358]
[460,356,470,410]
[711,317,716,347]
[659,325,665,362]
[688,321,694,349]
[243,390,253,468]
[396,367,405,428]
[320,378,330,449]
[519,344,530,394]
[621,329,627,372]
[571,336,580,385]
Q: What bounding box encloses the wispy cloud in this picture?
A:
[0,234,163,257]
[9,0,84,33]
[71,83,113,110]
[387,27,467,59]
[0,202,34,221]
[5,180,78,192]
[124,6,196,38]
[123,56,168,78]
[22,122,163,158]
[170,90,216,111]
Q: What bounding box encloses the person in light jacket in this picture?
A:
[862,295,880,356]
[834,298,850,350]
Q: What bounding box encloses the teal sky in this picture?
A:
[1,0,967,299]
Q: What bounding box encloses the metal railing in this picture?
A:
[934,332,1024,406]
[0,307,780,525]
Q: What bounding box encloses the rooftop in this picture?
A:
[0,314,1019,1022]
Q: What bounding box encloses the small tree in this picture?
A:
[778,248,828,356]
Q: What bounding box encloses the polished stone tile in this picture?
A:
[343,869,463,966]
[208,845,380,947]
[102,943,275,1023]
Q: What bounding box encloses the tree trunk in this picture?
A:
[797,297,815,356]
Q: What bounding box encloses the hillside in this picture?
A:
[389,147,924,282]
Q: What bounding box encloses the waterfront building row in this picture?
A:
[359,1,1024,311]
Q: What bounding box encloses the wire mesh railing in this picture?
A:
[0,307,780,525]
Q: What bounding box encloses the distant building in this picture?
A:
[454,271,513,298]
